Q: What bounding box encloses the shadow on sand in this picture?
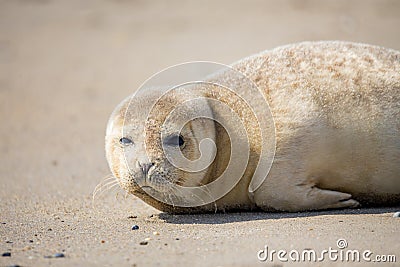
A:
[158,207,400,224]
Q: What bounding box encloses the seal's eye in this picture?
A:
[119,137,133,146]
[164,134,185,147]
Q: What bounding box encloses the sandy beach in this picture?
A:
[1,1,399,266]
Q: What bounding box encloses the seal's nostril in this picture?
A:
[141,163,154,174]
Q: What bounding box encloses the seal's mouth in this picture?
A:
[124,169,173,194]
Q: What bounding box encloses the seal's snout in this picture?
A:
[139,162,155,175]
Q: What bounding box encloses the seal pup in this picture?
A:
[105,41,400,213]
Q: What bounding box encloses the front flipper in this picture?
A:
[298,186,360,211]
[255,184,360,212]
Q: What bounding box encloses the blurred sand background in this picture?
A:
[0,0,399,266]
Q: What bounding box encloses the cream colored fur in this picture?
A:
[106,41,400,213]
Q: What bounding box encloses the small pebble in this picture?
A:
[29,240,34,243]
[153,231,160,236]
[127,215,137,219]
[131,225,139,230]
[44,253,65,259]
[144,237,151,241]
[393,211,400,218]
[7,265,21,267]
[139,241,148,245]
[175,238,180,240]
[101,240,105,243]
[2,252,11,257]
[6,241,13,244]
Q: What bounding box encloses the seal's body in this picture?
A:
[106,41,400,213]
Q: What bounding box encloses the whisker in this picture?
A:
[113,184,125,200]
[170,184,207,209]
[92,174,120,207]
[170,193,176,207]
[92,181,120,209]
[192,182,218,213]
[92,174,115,194]
[162,192,168,206]
[93,180,119,200]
